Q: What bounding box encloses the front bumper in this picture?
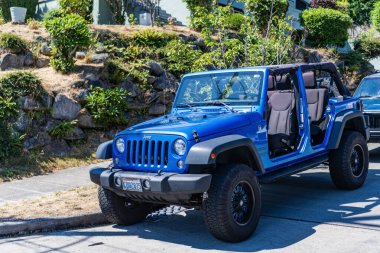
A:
[90,167,212,203]
[369,129,380,142]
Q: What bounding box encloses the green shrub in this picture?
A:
[48,120,77,138]
[0,33,28,54]
[225,13,246,31]
[240,0,288,31]
[27,18,41,30]
[131,29,178,47]
[42,9,63,23]
[301,8,352,47]
[85,87,130,127]
[354,33,380,59]
[0,97,18,121]
[59,0,93,22]
[0,12,5,25]
[0,71,45,100]
[44,14,92,73]
[0,0,39,22]
[0,123,23,161]
[163,40,202,76]
[372,2,380,33]
[349,0,376,26]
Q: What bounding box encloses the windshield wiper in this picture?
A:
[359,95,372,98]
[175,103,194,109]
[205,101,236,113]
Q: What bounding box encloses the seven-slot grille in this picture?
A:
[366,114,380,129]
[125,139,169,167]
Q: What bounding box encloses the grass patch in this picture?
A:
[0,185,99,220]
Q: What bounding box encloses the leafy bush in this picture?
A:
[0,33,28,54]
[301,8,352,47]
[0,13,5,25]
[372,2,380,33]
[163,40,202,76]
[0,123,23,161]
[0,97,18,121]
[225,13,246,31]
[48,120,77,138]
[354,33,380,59]
[310,0,338,9]
[59,0,93,21]
[183,0,213,28]
[44,14,92,73]
[42,9,63,23]
[348,0,376,26]
[0,71,45,100]
[131,29,178,47]
[0,0,39,22]
[85,87,130,127]
[240,0,289,31]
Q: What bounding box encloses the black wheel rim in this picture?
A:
[231,181,255,226]
[350,144,365,177]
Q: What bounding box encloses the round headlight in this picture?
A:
[174,139,186,156]
[116,138,125,153]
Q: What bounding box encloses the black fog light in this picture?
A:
[114,177,122,187]
[142,179,151,189]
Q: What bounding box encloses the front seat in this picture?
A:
[267,91,297,156]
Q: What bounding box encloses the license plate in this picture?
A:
[122,178,142,192]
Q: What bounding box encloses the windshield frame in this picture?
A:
[173,70,266,110]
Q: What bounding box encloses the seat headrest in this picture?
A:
[268,75,275,90]
[303,71,316,89]
[275,75,292,90]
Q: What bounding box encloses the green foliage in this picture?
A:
[372,2,380,33]
[104,58,150,86]
[0,13,5,25]
[348,0,376,26]
[48,120,77,138]
[0,71,45,100]
[59,0,93,22]
[27,18,41,30]
[163,40,202,76]
[131,29,178,47]
[85,87,130,127]
[0,0,39,22]
[354,32,380,59]
[42,9,63,23]
[301,8,352,47]
[0,122,23,161]
[310,0,338,9]
[44,14,92,73]
[0,97,18,121]
[240,0,289,32]
[225,13,246,31]
[183,0,213,28]
[128,13,138,25]
[0,33,28,54]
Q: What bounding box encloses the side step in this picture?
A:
[259,156,328,184]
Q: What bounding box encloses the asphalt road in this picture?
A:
[1,144,380,253]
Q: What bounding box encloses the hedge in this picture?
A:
[0,0,39,22]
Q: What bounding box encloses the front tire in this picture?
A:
[203,164,261,242]
[329,131,369,190]
[98,187,153,225]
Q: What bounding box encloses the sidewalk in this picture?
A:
[0,161,110,204]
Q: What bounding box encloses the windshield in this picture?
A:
[354,78,380,98]
[174,71,264,107]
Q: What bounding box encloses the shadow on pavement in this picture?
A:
[4,145,379,253]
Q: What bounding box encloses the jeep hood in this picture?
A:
[118,111,257,140]
[362,98,380,112]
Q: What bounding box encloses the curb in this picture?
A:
[0,213,109,237]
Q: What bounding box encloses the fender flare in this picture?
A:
[185,134,265,173]
[327,111,369,149]
[96,140,113,159]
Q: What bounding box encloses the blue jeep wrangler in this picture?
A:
[90,62,369,242]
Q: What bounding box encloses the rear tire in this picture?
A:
[329,131,369,190]
[98,187,153,225]
[203,164,261,242]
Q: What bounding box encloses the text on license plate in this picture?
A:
[122,178,142,192]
